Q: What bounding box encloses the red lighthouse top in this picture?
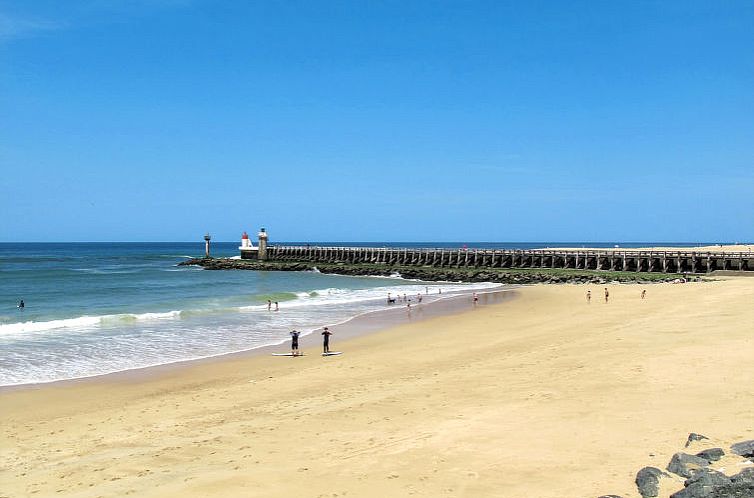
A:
[241,231,249,239]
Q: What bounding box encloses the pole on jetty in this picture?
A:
[258,228,268,261]
[204,233,211,258]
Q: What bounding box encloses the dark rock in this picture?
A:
[669,468,754,498]
[685,468,732,487]
[670,470,731,498]
[730,467,754,481]
[686,433,710,448]
[696,448,725,463]
[667,452,710,478]
[636,466,668,497]
[730,440,754,458]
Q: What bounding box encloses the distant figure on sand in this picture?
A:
[417,293,422,303]
[18,299,24,309]
[586,290,591,303]
[290,330,300,356]
[473,293,479,305]
[604,288,609,303]
[321,327,332,353]
[387,293,395,304]
[274,301,279,311]
[641,289,646,300]
[267,299,272,311]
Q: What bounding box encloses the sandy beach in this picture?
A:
[2,278,753,498]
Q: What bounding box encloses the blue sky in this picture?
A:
[1,1,752,242]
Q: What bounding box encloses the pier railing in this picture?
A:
[247,245,753,274]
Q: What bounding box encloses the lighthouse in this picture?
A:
[240,231,253,249]
[204,233,211,258]
[258,228,268,261]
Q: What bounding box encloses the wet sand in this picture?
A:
[2,278,752,497]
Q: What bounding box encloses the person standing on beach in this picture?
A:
[473,293,479,306]
[417,293,422,303]
[321,327,332,354]
[425,286,429,295]
[586,290,591,303]
[267,300,272,311]
[290,330,300,356]
[604,288,609,303]
[641,289,646,299]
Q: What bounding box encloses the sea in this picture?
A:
[0,241,712,387]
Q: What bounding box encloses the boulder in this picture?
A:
[730,440,754,458]
[636,466,668,497]
[669,468,754,498]
[686,433,710,448]
[667,452,710,478]
[696,448,725,463]
[670,469,730,498]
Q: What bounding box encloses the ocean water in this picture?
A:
[0,243,501,387]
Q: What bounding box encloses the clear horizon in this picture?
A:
[2,1,752,243]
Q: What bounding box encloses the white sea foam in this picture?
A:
[0,278,505,386]
[0,310,183,336]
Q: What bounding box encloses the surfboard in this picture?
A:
[321,352,343,356]
[272,353,305,357]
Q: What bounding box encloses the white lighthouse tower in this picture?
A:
[238,231,257,259]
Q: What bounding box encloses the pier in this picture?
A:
[246,245,753,274]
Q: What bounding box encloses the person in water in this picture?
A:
[321,327,332,354]
[18,299,24,309]
[267,299,272,311]
[290,330,300,356]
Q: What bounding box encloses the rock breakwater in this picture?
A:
[179,258,693,285]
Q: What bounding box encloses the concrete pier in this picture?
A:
[249,246,754,274]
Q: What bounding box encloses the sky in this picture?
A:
[1,1,752,243]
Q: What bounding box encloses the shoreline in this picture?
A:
[0,286,516,392]
[3,277,752,497]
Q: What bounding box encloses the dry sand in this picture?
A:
[2,278,753,498]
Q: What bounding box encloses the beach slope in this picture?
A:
[2,278,753,497]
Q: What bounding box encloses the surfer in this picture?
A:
[290,330,300,356]
[18,299,24,309]
[321,327,332,353]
